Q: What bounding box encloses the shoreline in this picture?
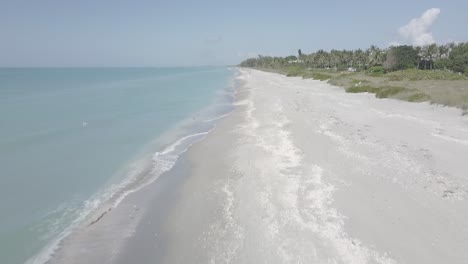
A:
[28,125,223,264]
[40,68,468,263]
[151,69,468,263]
[26,70,238,264]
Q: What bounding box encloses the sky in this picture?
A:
[0,0,467,67]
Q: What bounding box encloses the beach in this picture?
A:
[50,68,468,263]
[0,67,234,264]
[3,2,468,264]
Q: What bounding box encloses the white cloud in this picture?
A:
[398,8,440,46]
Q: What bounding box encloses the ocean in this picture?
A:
[0,67,235,264]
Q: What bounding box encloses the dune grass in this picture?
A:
[285,66,307,77]
[345,85,421,100]
[386,69,466,81]
[346,85,382,94]
[375,86,407,98]
[282,66,334,81]
[252,66,468,114]
[344,80,436,103]
[327,72,467,113]
[407,92,431,102]
[304,72,332,81]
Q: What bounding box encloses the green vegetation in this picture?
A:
[448,43,468,74]
[408,93,431,102]
[239,42,468,114]
[387,69,466,81]
[285,66,306,77]
[346,85,381,94]
[240,42,468,75]
[345,84,430,102]
[384,45,418,71]
[375,86,407,98]
[368,66,385,75]
[305,72,332,81]
[351,79,370,85]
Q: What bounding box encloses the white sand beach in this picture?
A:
[157,69,468,263]
[49,69,468,264]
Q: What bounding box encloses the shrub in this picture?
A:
[346,85,415,99]
[376,87,406,98]
[346,85,381,94]
[346,84,431,103]
[368,66,385,74]
[407,93,430,102]
[286,66,306,77]
[351,79,370,85]
[434,58,451,70]
[386,69,466,81]
[311,73,332,81]
[387,75,404,81]
[337,66,348,71]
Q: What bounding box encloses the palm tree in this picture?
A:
[448,42,456,57]
[427,43,438,69]
[316,49,327,68]
[343,50,353,68]
[367,45,383,67]
[418,46,430,69]
[354,49,367,70]
[438,44,449,59]
[330,49,339,69]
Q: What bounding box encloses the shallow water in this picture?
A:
[0,67,234,264]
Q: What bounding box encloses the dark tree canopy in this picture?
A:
[240,42,468,75]
[384,46,419,71]
[449,43,468,73]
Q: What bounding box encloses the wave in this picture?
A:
[25,68,240,264]
[26,128,213,264]
[203,113,230,123]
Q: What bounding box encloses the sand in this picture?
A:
[48,69,468,263]
[157,69,468,263]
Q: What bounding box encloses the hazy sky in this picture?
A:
[1,0,467,67]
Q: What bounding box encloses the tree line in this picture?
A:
[240,42,468,75]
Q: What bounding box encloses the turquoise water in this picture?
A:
[0,67,234,264]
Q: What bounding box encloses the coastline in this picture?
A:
[25,68,238,264]
[152,69,467,263]
[42,68,468,263]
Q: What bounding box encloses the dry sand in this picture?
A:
[159,69,468,263]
